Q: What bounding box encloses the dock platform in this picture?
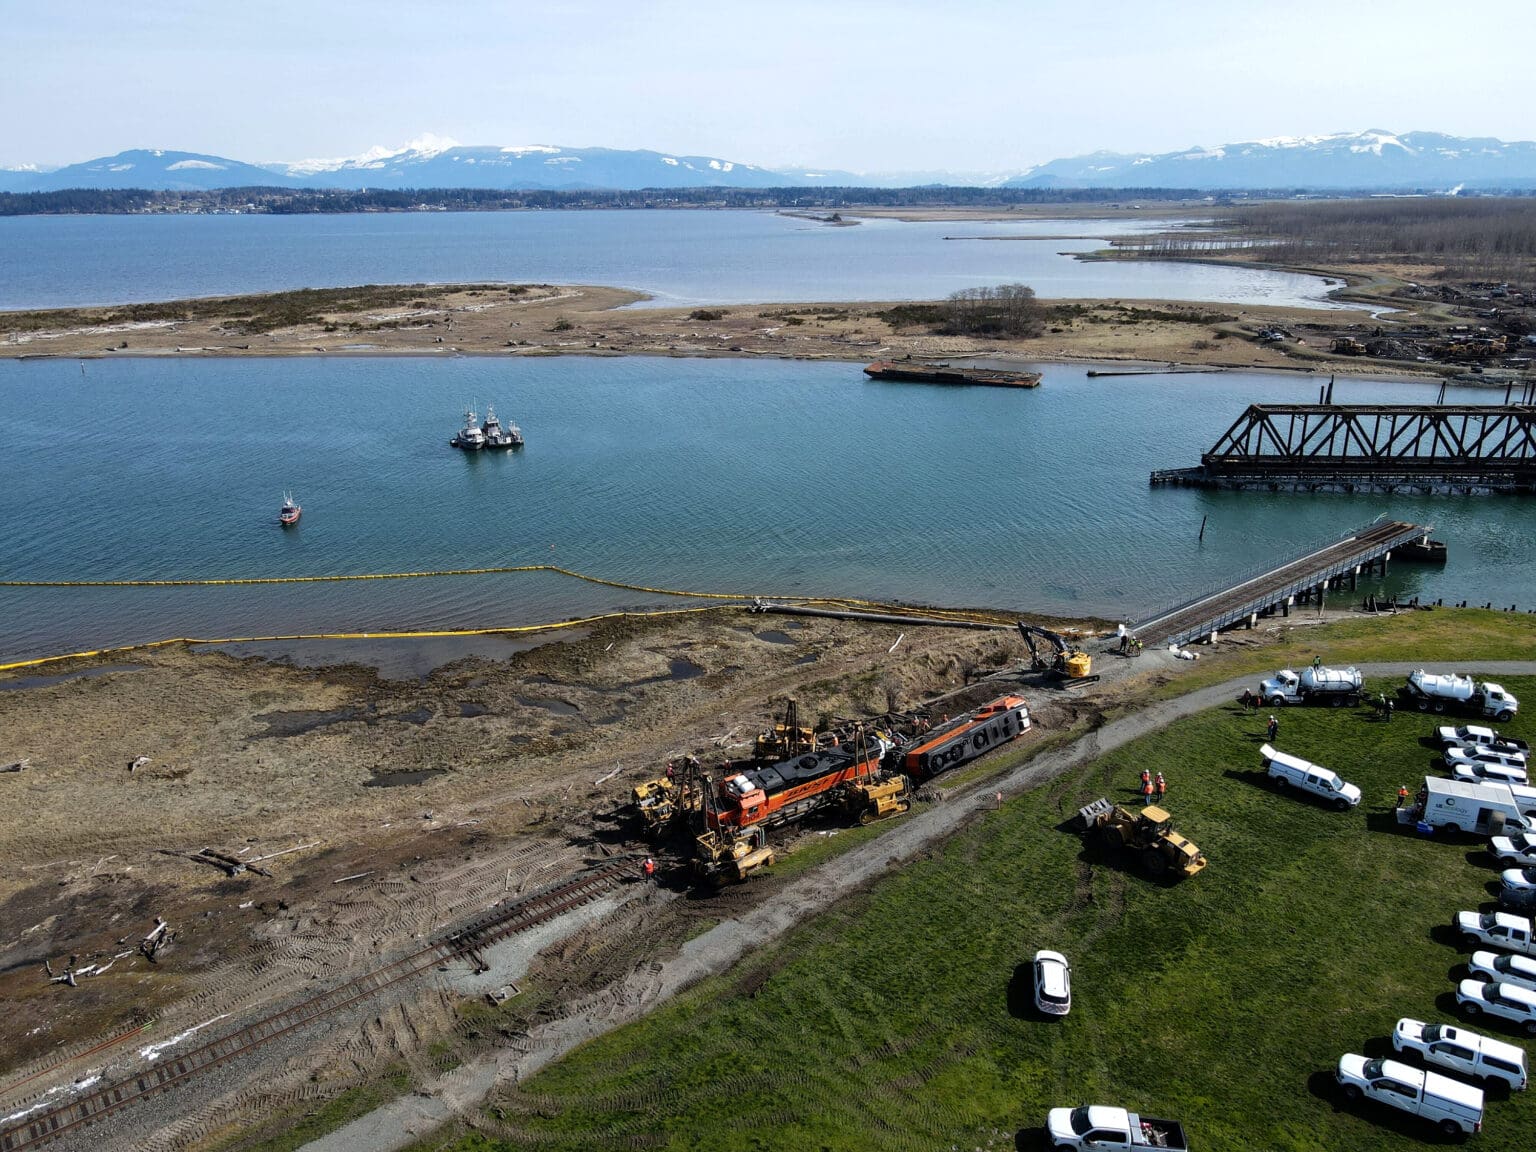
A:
[1133,520,1431,648]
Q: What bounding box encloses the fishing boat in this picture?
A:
[450,407,487,450]
[279,493,301,526]
[481,405,525,449]
[863,359,1041,388]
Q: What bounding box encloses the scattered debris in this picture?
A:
[332,871,374,884]
[594,765,623,786]
[244,841,320,864]
[888,632,905,654]
[486,982,522,1006]
[2,758,29,773]
[128,755,151,773]
[140,917,173,963]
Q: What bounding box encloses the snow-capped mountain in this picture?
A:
[1006,130,1536,190]
[5,131,1536,194]
[260,137,855,189]
[0,149,302,192]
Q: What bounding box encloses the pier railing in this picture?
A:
[1134,520,1428,648]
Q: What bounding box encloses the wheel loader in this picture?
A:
[1076,798,1206,879]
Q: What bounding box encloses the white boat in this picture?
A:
[481,405,524,449]
[450,407,486,450]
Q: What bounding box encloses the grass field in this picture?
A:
[439,672,1534,1151]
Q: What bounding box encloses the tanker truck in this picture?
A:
[1259,665,1364,707]
[1398,670,1519,722]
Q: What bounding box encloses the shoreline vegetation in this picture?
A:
[8,198,1535,378]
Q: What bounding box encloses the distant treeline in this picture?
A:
[1123,197,1536,279]
[6,185,1219,217]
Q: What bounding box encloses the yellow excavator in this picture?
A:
[1017,623,1096,684]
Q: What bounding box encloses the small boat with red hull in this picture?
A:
[279,493,301,526]
[863,359,1041,388]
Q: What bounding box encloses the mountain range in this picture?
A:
[5,130,1536,194]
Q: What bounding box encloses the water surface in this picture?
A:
[2,356,1529,662]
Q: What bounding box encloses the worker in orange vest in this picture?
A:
[1396,784,1409,809]
[1155,772,1167,800]
[1141,778,1155,805]
[642,857,657,882]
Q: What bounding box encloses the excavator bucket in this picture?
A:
[1077,797,1114,830]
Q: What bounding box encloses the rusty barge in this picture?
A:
[863,360,1041,388]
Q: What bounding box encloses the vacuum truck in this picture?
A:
[1399,670,1519,722]
[1259,665,1364,707]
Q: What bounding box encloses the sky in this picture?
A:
[3,0,1531,172]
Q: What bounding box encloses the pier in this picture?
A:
[1151,403,1536,494]
[1133,519,1430,648]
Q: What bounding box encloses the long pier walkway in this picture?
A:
[1133,519,1430,648]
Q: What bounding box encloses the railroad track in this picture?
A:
[0,858,638,1151]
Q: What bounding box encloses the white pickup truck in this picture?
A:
[1045,1105,1189,1150]
[1456,910,1536,957]
[1336,1054,1484,1136]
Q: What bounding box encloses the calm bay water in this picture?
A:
[0,210,1349,312]
[2,356,1530,662]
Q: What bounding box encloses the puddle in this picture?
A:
[754,631,796,645]
[0,664,146,692]
[254,702,430,737]
[635,658,706,686]
[517,695,581,716]
[364,768,448,788]
[459,702,489,718]
[254,707,365,738]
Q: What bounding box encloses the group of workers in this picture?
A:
[1139,768,1168,804]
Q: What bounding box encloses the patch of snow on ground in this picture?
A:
[167,159,226,170]
[139,1014,229,1062]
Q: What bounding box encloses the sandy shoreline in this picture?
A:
[0,278,1448,380]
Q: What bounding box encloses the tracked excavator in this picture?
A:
[1017,623,1098,685]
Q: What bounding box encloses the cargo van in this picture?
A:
[1418,776,1536,836]
[1260,744,1361,810]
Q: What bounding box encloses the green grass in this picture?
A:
[1139,608,1536,704]
[444,674,1535,1151]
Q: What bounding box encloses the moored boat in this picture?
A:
[863,359,1041,388]
[481,405,525,449]
[279,493,301,526]
[450,407,487,450]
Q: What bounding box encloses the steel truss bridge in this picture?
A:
[1152,404,1536,493]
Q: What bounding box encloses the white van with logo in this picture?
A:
[1260,744,1361,810]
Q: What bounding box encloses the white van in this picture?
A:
[1419,776,1536,836]
[1260,744,1361,810]
[1393,1018,1529,1091]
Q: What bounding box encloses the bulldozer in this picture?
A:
[1076,798,1206,879]
[1018,623,1097,685]
[754,697,817,762]
[693,826,775,885]
[840,774,913,825]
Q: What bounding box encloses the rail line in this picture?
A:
[0,859,638,1151]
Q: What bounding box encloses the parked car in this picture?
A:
[1456,979,1536,1034]
[1438,725,1530,755]
[1503,867,1536,896]
[1032,949,1071,1017]
[1336,1054,1484,1135]
[1501,886,1536,915]
[1456,910,1536,956]
[1445,742,1528,773]
[1453,761,1531,787]
[1260,744,1361,810]
[1468,950,1536,994]
[1392,1017,1529,1091]
[1490,831,1536,867]
[1044,1105,1188,1150]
